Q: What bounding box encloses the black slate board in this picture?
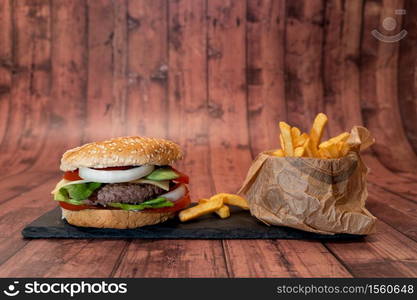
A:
[22,207,364,240]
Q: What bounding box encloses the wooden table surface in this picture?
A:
[0,0,416,278]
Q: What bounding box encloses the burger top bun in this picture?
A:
[60,136,183,171]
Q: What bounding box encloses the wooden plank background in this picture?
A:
[0,0,416,278]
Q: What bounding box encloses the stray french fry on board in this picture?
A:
[179,193,249,222]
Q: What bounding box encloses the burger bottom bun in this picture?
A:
[61,208,175,229]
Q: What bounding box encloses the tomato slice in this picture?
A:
[146,192,191,213]
[63,170,83,181]
[171,167,189,184]
[59,201,98,211]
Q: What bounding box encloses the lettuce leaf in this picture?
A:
[108,197,173,211]
[54,182,102,201]
[54,183,173,211]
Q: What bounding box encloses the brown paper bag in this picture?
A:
[238,126,377,235]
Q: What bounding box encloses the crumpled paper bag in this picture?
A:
[238,126,377,235]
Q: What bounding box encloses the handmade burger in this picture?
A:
[51,136,190,229]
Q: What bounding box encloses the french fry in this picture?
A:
[327,144,339,158]
[279,122,294,156]
[338,141,350,157]
[309,113,328,156]
[296,133,309,147]
[199,199,231,219]
[198,198,210,203]
[272,149,285,157]
[294,146,305,157]
[210,193,250,210]
[179,197,224,222]
[291,127,301,141]
[318,147,330,158]
[291,127,309,148]
[279,134,284,151]
[319,141,339,158]
[303,138,314,158]
[327,132,350,144]
[214,205,230,218]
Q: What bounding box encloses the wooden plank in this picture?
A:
[223,239,351,277]
[340,0,364,130]
[112,239,228,277]
[84,0,124,142]
[112,0,128,137]
[0,239,127,277]
[246,0,287,155]
[322,0,345,134]
[0,171,57,205]
[125,0,168,137]
[325,221,417,277]
[323,0,365,135]
[207,0,252,193]
[32,0,88,170]
[0,176,59,266]
[398,0,417,152]
[167,0,211,200]
[0,0,12,146]
[0,0,52,176]
[363,154,417,202]
[367,184,417,242]
[285,0,325,132]
[360,0,417,172]
[368,177,417,204]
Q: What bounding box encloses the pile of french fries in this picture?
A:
[179,193,249,222]
[272,113,351,159]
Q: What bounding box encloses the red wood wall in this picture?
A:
[0,0,416,198]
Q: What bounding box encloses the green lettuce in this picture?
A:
[54,182,102,202]
[54,182,173,211]
[108,197,174,211]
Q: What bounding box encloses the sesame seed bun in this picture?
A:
[60,136,183,171]
[62,207,175,229]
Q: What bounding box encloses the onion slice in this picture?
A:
[160,184,187,202]
[79,165,154,183]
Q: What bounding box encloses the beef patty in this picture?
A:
[89,183,165,206]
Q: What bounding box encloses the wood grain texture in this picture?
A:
[361,0,417,172]
[285,0,325,132]
[207,0,253,192]
[112,239,228,278]
[323,0,365,135]
[0,0,416,278]
[167,0,210,200]
[84,0,123,142]
[246,0,286,155]
[0,0,12,149]
[325,221,417,277]
[0,0,51,177]
[223,239,351,277]
[33,0,88,170]
[125,0,168,138]
[398,0,417,152]
[0,175,58,267]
